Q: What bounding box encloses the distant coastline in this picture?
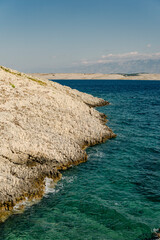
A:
[30,73,160,80]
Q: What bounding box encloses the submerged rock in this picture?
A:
[0,66,116,221]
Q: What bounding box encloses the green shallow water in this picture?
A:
[0,80,160,240]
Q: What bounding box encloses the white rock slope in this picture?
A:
[0,66,116,221]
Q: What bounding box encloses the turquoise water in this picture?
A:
[0,80,160,240]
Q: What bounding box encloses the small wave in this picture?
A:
[13,197,40,213]
[88,150,106,159]
[61,175,76,184]
[44,177,57,195]
[45,175,76,194]
[151,228,160,240]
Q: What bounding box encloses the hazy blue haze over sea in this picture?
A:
[0,80,160,240]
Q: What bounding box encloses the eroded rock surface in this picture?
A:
[0,66,116,220]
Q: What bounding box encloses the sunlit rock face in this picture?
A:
[0,66,115,221]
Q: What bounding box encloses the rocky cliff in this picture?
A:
[0,66,116,221]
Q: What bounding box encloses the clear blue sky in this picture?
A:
[0,0,160,72]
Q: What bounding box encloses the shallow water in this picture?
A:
[0,80,160,240]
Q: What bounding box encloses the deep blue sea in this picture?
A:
[0,80,160,240]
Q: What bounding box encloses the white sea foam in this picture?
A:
[13,197,40,213]
[61,175,76,183]
[88,150,106,159]
[153,228,160,240]
[13,178,56,212]
[44,176,76,198]
[153,228,159,232]
[44,177,57,195]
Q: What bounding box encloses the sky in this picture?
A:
[0,0,160,73]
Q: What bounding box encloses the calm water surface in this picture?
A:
[0,80,160,240]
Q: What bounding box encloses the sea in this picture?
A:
[0,80,160,240]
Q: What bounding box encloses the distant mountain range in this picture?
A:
[70,59,160,74]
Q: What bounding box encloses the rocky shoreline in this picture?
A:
[0,66,116,222]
